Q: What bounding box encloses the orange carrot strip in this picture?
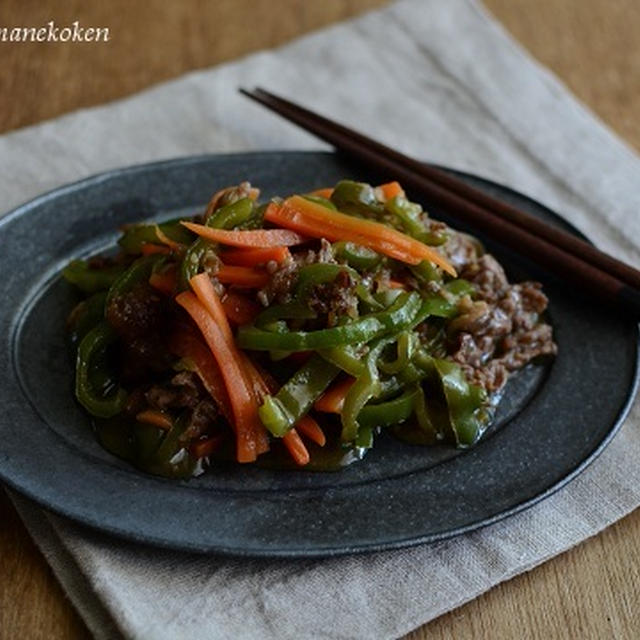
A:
[190,435,225,459]
[273,196,454,272]
[189,274,269,454]
[222,246,291,267]
[221,292,261,325]
[377,181,405,201]
[233,353,272,455]
[239,355,311,462]
[265,197,456,276]
[180,221,308,248]
[141,243,171,256]
[216,265,269,288]
[175,292,257,463]
[310,187,334,199]
[189,272,233,343]
[168,328,233,423]
[282,429,311,466]
[135,409,173,430]
[238,355,272,395]
[296,415,326,447]
[314,376,356,414]
[149,267,177,295]
[242,356,278,396]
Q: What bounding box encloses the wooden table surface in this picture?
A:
[1,1,639,638]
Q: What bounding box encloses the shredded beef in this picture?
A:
[460,254,509,302]
[182,399,219,441]
[258,239,360,326]
[447,297,512,338]
[143,373,219,440]
[308,269,359,327]
[145,371,205,410]
[258,239,337,306]
[445,234,557,392]
[442,231,482,271]
[496,322,556,371]
[258,258,298,306]
[106,283,174,384]
[106,284,164,342]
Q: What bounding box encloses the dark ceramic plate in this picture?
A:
[0,152,637,557]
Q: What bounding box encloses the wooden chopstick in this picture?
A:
[240,87,640,315]
[245,88,640,290]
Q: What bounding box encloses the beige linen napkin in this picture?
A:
[3,0,640,638]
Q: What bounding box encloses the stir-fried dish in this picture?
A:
[63,179,556,477]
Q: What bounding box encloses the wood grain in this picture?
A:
[1,1,639,639]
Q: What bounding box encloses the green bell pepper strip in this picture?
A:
[67,291,107,347]
[412,281,474,319]
[410,259,444,284]
[443,278,475,297]
[378,330,415,375]
[412,384,437,440]
[258,355,340,437]
[335,291,445,443]
[355,283,384,313]
[357,387,419,430]
[333,242,382,271]
[375,370,417,402]
[340,335,394,443]
[373,288,404,307]
[118,219,194,254]
[373,340,447,401]
[75,321,127,418]
[178,238,214,291]
[237,292,422,352]
[302,195,337,210]
[255,303,317,328]
[330,180,384,217]
[355,425,374,449]
[132,422,165,463]
[432,358,489,447]
[369,355,433,403]
[318,294,445,377]
[62,259,125,294]
[135,412,199,478]
[317,343,365,377]
[118,226,159,253]
[397,351,488,444]
[261,320,295,362]
[420,294,458,318]
[206,196,254,229]
[384,195,447,246]
[105,254,163,309]
[237,201,268,230]
[375,355,486,446]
